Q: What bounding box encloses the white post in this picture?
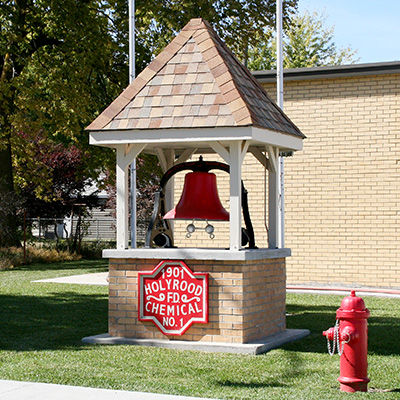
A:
[129,0,136,248]
[155,148,175,211]
[277,0,284,110]
[129,0,135,83]
[229,142,242,251]
[130,163,136,248]
[116,146,129,249]
[268,146,279,249]
[279,154,284,248]
[276,0,285,248]
[165,149,175,212]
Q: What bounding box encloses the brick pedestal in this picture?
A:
[108,253,286,344]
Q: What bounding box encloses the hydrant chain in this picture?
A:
[326,320,338,356]
[337,325,345,356]
[326,319,346,356]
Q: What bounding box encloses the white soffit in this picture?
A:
[89,126,303,152]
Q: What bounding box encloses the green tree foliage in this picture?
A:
[248,10,358,71]
[1,0,299,246]
[0,0,123,246]
[133,0,298,67]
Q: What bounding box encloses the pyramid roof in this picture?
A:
[87,18,304,142]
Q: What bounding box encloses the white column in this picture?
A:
[130,162,137,248]
[165,149,175,211]
[156,148,175,211]
[229,142,242,251]
[268,146,279,249]
[279,157,284,248]
[125,144,146,248]
[116,146,129,249]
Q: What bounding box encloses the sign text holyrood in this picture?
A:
[139,260,208,335]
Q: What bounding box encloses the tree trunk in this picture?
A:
[0,50,20,247]
[0,50,18,246]
[0,130,19,247]
[0,132,19,248]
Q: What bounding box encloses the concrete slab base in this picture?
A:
[82,329,310,355]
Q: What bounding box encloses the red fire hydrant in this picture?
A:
[323,290,370,392]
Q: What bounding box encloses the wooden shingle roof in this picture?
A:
[86,18,304,139]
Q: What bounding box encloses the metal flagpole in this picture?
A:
[276,0,284,248]
[129,0,136,248]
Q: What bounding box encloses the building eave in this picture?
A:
[253,61,400,83]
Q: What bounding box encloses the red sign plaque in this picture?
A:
[138,260,208,335]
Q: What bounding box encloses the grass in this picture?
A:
[1,261,400,399]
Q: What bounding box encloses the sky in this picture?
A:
[297,0,400,64]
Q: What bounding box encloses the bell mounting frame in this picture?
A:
[145,157,256,249]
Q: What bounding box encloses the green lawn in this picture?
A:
[1,260,400,399]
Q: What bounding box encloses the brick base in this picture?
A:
[108,257,286,344]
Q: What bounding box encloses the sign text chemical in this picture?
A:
[139,260,208,335]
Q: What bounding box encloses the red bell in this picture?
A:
[164,171,229,221]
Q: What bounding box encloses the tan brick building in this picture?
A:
[251,62,400,289]
[171,62,400,289]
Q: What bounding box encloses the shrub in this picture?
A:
[79,240,115,259]
[0,246,81,270]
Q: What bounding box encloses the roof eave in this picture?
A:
[253,61,400,83]
[89,126,303,152]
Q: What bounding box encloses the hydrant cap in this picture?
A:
[337,290,370,318]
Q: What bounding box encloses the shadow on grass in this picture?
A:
[216,351,304,390]
[216,380,287,389]
[0,291,108,351]
[284,301,400,356]
[15,259,109,272]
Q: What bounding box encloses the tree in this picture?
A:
[110,0,298,75]
[104,154,162,222]
[1,0,300,246]
[247,10,358,71]
[0,0,123,246]
[13,131,100,251]
[14,131,99,219]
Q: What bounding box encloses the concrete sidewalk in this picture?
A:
[0,380,216,400]
[33,272,400,298]
[33,272,109,286]
[287,285,400,298]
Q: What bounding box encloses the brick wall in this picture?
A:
[260,73,400,289]
[160,73,400,289]
[108,257,286,343]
